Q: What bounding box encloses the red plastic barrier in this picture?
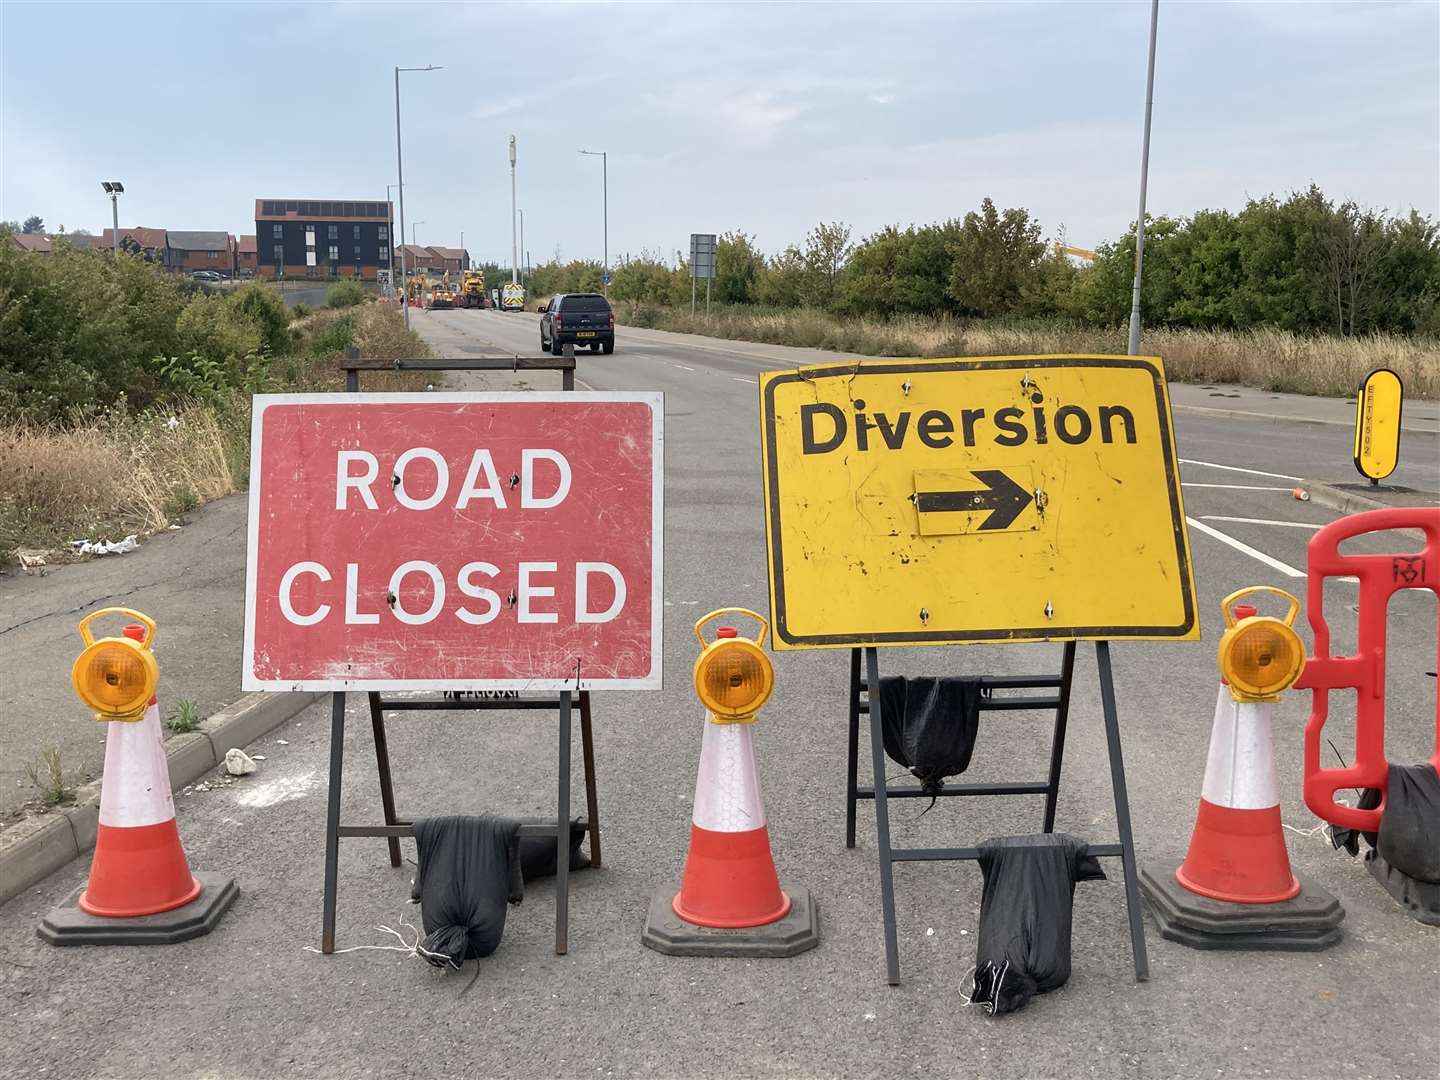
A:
[1296,507,1440,832]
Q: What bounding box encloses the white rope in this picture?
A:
[302,913,460,969]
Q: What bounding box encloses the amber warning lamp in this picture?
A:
[693,608,775,724]
[71,607,159,722]
[1215,587,1305,702]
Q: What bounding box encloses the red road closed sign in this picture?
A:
[243,393,663,691]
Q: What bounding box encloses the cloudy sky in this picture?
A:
[2,1,1435,267]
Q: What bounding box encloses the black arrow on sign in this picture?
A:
[914,470,1033,531]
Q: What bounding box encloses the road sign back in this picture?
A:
[760,355,1198,648]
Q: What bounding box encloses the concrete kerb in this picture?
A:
[0,691,319,906]
[1300,479,1392,516]
[1173,404,1351,429]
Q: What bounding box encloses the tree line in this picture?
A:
[524,186,1438,337]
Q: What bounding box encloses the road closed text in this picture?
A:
[244,394,662,690]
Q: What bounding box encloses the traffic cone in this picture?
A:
[673,718,790,928]
[1174,683,1299,903]
[1140,599,1344,949]
[39,624,237,945]
[81,630,202,917]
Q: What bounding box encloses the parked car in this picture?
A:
[539,293,614,355]
[191,270,223,282]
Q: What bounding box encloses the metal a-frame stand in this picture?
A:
[320,350,600,957]
[845,641,1149,986]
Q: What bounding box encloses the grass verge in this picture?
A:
[617,303,1438,399]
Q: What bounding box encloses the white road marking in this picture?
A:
[1182,483,1295,491]
[673,363,696,372]
[1200,516,1321,530]
[732,377,755,384]
[1185,517,1305,578]
[1180,459,1302,482]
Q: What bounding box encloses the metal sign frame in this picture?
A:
[848,642,1148,986]
[759,353,1165,986]
[315,349,615,958]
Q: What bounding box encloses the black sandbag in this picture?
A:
[516,817,591,881]
[410,815,524,968]
[1375,764,1440,883]
[878,676,983,794]
[968,833,1106,1016]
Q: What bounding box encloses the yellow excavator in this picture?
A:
[460,269,487,308]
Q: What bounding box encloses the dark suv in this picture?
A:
[540,293,614,355]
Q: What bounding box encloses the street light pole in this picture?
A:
[101,181,124,255]
[395,63,441,328]
[578,149,608,297]
[518,209,524,285]
[509,136,518,285]
[1127,0,1159,356]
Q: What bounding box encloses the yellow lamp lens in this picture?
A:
[1223,620,1303,698]
[75,643,153,716]
[696,642,774,719]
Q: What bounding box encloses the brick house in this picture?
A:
[98,227,168,262]
[8,232,101,254]
[167,231,235,276]
[236,234,257,276]
[428,246,469,274]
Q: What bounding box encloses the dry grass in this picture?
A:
[289,304,434,393]
[0,401,243,558]
[620,305,1438,399]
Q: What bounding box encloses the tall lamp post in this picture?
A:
[1127,0,1159,356]
[509,135,518,285]
[395,63,441,327]
[101,181,124,255]
[518,209,524,285]
[577,149,607,297]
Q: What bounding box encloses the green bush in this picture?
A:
[308,314,354,357]
[325,280,368,309]
[177,293,263,368]
[227,282,291,355]
[0,246,301,421]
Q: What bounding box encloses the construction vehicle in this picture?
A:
[404,274,429,308]
[460,269,487,308]
[501,281,526,312]
[429,281,454,309]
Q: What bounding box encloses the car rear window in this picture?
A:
[562,295,611,313]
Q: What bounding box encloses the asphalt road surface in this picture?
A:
[1,309,1436,1079]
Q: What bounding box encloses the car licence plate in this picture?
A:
[577,331,596,338]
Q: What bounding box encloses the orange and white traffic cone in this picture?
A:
[81,630,202,918]
[642,609,819,957]
[1140,591,1344,949]
[673,717,791,928]
[1173,682,1299,904]
[40,616,237,945]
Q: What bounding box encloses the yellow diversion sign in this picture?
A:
[759,355,1199,649]
[1353,368,1403,483]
